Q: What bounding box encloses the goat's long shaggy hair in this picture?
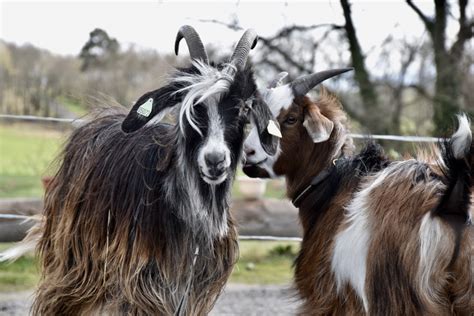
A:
[32,107,238,315]
[294,115,474,315]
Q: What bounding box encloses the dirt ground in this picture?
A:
[0,284,300,316]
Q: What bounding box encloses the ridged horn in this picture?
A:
[268,72,289,89]
[228,29,258,71]
[290,68,353,96]
[174,25,209,64]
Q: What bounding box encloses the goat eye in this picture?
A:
[284,116,297,125]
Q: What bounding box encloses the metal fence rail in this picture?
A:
[0,113,444,243]
[238,235,302,242]
[0,114,443,142]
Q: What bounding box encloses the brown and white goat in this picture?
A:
[243,71,474,315]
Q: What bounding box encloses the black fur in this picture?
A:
[298,141,390,237]
[33,60,277,314]
[433,139,472,226]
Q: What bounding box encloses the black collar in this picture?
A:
[291,158,341,208]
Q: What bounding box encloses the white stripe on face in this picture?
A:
[198,102,231,185]
[242,85,293,176]
[263,84,294,116]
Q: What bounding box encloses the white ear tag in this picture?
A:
[136,98,153,117]
[267,120,282,138]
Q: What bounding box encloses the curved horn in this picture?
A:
[228,29,258,71]
[174,25,209,64]
[268,72,289,89]
[290,68,353,96]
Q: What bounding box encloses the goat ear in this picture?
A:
[121,85,181,133]
[251,98,280,155]
[303,104,334,143]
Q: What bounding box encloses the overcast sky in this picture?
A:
[2,0,458,58]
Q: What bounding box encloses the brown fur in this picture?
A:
[31,109,239,315]
[266,89,473,315]
[274,90,354,200]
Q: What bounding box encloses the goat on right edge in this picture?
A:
[242,69,474,315]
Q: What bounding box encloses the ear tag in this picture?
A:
[136,98,153,117]
[267,120,282,138]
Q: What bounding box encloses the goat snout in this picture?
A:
[204,152,226,177]
[244,145,256,158]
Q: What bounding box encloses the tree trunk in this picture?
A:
[433,53,462,133]
[340,0,385,133]
[431,0,460,133]
[407,0,472,134]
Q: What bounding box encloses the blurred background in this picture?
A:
[0,0,472,314]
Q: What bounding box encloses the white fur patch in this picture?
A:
[451,114,471,159]
[418,213,453,305]
[262,84,294,116]
[332,198,371,311]
[331,166,395,312]
[0,238,37,262]
[145,104,177,127]
[241,85,291,175]
[198,103,231,185]
[243,125,280,178]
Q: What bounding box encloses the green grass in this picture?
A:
[230,241,297,284]
[0,124,65,197]
[1,124,287,199]
[0,175,45,198]
[0,241,297,292]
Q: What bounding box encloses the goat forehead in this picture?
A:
[263,84,294,117]
[207,103,223,136]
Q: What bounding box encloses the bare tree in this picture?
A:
[406,0,473,133]
[340,0,385,133]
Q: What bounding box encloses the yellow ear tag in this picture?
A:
[137,98,153,117]
[267,120,282,138]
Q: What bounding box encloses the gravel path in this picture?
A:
[0,284,300,316]
[0,291,32,316]
[212,284,299,315]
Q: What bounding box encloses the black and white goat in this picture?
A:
[1,26,279,315]
[243,70,474,315]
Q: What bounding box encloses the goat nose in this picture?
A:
[205,152,226,167]
[244,145,255,157]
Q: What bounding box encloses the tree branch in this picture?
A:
[198,18,343,75]
[260,59,287,74]
[449,0,473,58]
[197,18,243,31]
[258,38,313,74]
[271,24,344,40]
[450,23,473,58]
[459,0,467,28]
[406,0,434,33]
[408,84,433,100]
